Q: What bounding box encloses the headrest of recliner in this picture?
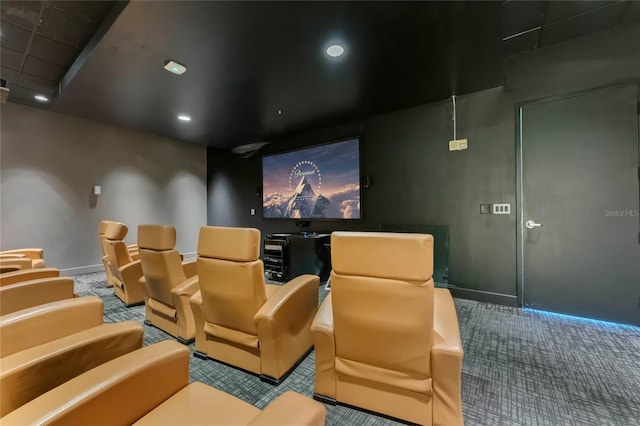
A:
[104,222,128,241]
[98,220,116,236]
[137,225,176,250]
[331,231,433,282]
[198,226,260,262]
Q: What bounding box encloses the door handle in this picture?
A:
[525,220,543,229]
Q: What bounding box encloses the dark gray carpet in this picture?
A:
[74,272,640,425]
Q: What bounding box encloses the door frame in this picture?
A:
[515,79,640,308]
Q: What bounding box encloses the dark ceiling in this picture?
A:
[1,1,638,150]
[0,0,115,108]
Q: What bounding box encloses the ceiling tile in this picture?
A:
[1,66,18,84]
[0,21,32,52]
[17,72,57,96]
[545,0,619,24]
[0,1,43,31]
[502,1,546,38]
[1,46,24,70]
[36,4,95,48]
[48,1,115,24]
[7,84,50,109]
[22,56,66,81]
[621,1,640,23]
[29,34,79,67]
[504,28,540,56]
[541,1,629,46]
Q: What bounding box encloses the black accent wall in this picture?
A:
[207,22,640,305]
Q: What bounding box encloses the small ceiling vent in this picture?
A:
[231,142,270,158]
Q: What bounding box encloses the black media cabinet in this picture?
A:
[263,233,331,284]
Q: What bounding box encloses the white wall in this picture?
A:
[0,102,207,274]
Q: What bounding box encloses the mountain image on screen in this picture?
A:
[264,176,339,219]
[262,138,361,219]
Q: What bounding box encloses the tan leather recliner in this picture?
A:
[138,224,199,343]
[104,222,145,306]
[0,268,59,286]
[0,276,75,316]
[99,220,139,287]
[2,341,326,425]
[190,226,319,384]
[0,248,46,270]
[0,297,144,416]
[311,231,464,426]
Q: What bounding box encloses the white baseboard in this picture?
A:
[61,251,197,276]
[182,251,197,260]
[60,264,104,276]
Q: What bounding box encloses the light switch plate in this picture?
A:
[492,203,511,214]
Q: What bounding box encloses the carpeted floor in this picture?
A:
[74,272,640,426]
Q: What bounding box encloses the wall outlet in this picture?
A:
[449,138,468,151]
[492,203,511,215]
[250,208,255,216]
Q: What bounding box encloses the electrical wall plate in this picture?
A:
[448,138,468,151]
[492,203,511,214]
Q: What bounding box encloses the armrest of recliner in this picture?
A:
[171,276,199,341]
[182,260,197,278]
[0,254,25,258]
[0,321,143,417]
[310,294,336,399]
[0,332,179,424]
[0,248,43,260]
[172,275,199,297]
[0,267,59,287]
[120,260,144,302]
[254,274,319,380]
[189,291,207,354]
[247,391,326,426]
[0,296,104,358]
[431,288,464,426]
[0,277,75,316]
[0,258,33,272]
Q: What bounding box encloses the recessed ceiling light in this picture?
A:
[177,114,191,122]
[326,44,345,58]
[34,94,49,102]
[164,60,187,75]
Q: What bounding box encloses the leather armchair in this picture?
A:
[311,231,464,426]
[99,220,139,287]
[190,226,319,383]
[0,248,46,270]
[2,341,326,426]
[0,297,143,416]
[137,224,199,343]
[0,276,75,316]
[0,258,33,274]
[104,222,145,306]
[0,268,59,286]
[0,297,104,358]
